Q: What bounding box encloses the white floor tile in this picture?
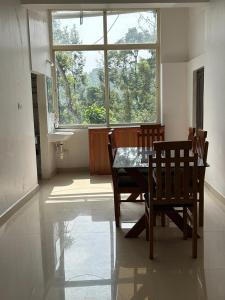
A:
[0,173,225,300]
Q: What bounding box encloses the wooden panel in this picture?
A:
[88,127,140,175]
[89,128,111,175]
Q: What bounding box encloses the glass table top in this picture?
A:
[113,147,206,169]
[113,147,154,169]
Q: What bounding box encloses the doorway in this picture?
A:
[31,73,42,181]
[195,67,204,129]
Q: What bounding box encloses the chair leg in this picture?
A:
[114,193,120,227]
[183,207,188,240]
[149,208,154,259]
[153,213,157,226]
[192,204,197,258]
[145,207,149,241]
[199,189,204,227]
[161,212,166,227]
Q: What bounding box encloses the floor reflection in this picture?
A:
[1,174,225,299]
[39,175,115,300]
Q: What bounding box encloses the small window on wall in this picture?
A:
[51,10,160,127]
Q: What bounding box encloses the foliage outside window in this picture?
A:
[51,10,159,127]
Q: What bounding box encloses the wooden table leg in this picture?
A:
[165,209,192,238]
[122,168,199,238]
[120,193,142,202]
[125,209,200,238]
[165,208,200,238]
[125,215,146,238]
[122,168,147,238]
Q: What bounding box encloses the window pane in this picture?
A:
[107,11,157,44]
[55,51,105,125]
[52,11,103,45]
[108,49,157,124]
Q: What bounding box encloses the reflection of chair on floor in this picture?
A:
[113,231,152,300]
[108,142,145,227]
[145,141,198,259]
[113,231,206,300]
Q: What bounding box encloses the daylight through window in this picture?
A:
[51,10,159,127]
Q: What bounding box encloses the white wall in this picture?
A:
[0,1,55,216]
[188,7,206,60]
[28,9,51,77]
[161,62,188,140]
[0,1,38,216]
[187,1,225,198]
[29,9,56,178]
[186,7,205,129]
[56,129,89,169]
[160,8,189,63]
[160,8,189,141]
[204,0,225,197]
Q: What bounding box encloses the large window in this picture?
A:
[51,10,159,127]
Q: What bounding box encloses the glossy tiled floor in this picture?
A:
[1,173,225,300]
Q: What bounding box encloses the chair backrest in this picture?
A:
[137,124,165,148]
[108,129,117,160]
[193,129,208,163]
[188,127,196,141]
[108,142,118,185]
[148,141,198,205]
[108,129,117,149]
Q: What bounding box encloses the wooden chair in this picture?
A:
[108,142,146,227]
[188,127,195,140]
[193,129,208,226]
[194,129,207,156]
[137,124,165,148]
[108,129,117,150]
[145,141,198,259]
[138,124,165,224]
[188,127,196,149]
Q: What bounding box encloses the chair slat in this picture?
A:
[138,124,165,149]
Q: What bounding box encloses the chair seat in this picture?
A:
[138,168,149,175]
[118,168,148,176]
[118,175,147,188]
[117,168,127,175]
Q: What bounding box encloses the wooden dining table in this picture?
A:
[113,147,207,238]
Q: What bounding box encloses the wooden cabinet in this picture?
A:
[89,128,111,175]
[88,127,140,175]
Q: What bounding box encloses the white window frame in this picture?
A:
[49,9,160,129]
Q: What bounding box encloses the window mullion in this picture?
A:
[103,11,110,127]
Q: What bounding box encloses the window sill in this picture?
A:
[56,122,159,130]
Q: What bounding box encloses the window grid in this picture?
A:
[50,9,160,128]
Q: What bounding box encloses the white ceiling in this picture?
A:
[21,0,209,10]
